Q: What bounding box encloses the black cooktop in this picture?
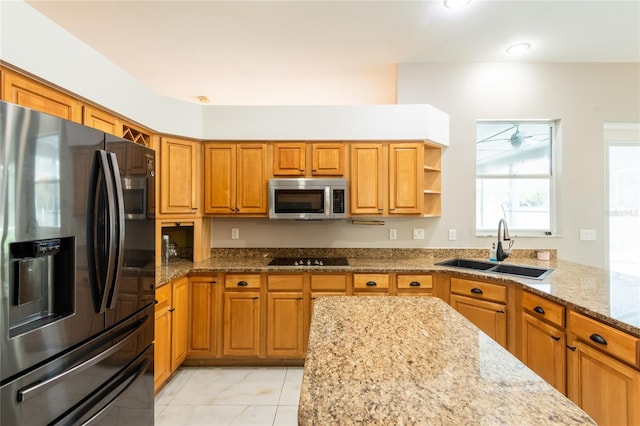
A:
[268,257,349,267]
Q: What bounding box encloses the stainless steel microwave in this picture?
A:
[268,178,348,220]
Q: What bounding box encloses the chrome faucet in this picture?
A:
[496,218,514,261]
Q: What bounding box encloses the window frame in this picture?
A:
[475,120,559,237]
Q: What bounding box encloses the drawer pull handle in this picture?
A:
[567,345,577,352]
[237,281,248,287]
[168,308,175,313]
[590,334,608,346]
[470,288,483,295]
[366,281,377,287]
[533,306,545,315]
[551,336,561,341]
[252,296,259,300]
[496,310,505,314]
[409,281,421,287]
[210,281,217,284]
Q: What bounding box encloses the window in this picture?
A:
[476,121,554,234]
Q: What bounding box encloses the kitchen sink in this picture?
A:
[436,258,553,280]
[436,258,496,271]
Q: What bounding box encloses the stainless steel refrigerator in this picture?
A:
[0,101,155,425]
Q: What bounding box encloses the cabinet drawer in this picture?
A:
[225,274,262,289]
[450,277,506,303]
[522,291,565,328]
[310,274,348,291]
[155,284,171,311]
[267,274,304,291]
[568,310,639,367]
[397,274,433,291]
[353,274,389,290]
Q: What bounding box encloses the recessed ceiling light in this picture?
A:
[506,42,532,55]
[444,0,472,9]
[197,96,210,104]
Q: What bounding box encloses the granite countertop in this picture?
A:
[299,296,595,425]
[155,249,640,338]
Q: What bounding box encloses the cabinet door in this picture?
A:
[204,143,236,214]
[3,70,80,122]
[450,294,507,348]
[567,340,640,426]
[154,285,172,392]
[521,312,566,394]
[223,292,261,356]
[188,276,219,356]
[236,144,267,214]
[273,142,306,176]
[160,137,199,215]
[389,143,423,215]
[266,292,304,357]
[170,277,188,371]
[83,104,120,135]
[350,144,385,215]
[312,143,345,176]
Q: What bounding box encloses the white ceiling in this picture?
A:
[25,0,640,105]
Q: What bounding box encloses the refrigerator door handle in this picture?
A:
[105,152,125,310]
[15,316,146,403]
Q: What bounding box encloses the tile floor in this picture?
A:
[154,367,303,426]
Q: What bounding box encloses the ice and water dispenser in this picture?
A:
[8,237,75,337]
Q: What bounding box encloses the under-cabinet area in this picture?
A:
[153,262,640,426]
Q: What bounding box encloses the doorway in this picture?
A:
[607,124,640,276]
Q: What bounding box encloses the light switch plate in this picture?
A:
[389,229,397,240]
[413,228,425,240]
[231,228,240,240]
[448,229,457,241]
[579,229,596,241]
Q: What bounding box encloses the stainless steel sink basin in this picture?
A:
[436,258,553,280]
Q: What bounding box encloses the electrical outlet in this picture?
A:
[413,228,425,240]
[231,228,239,240]
[448,229,457,241]
[389,229,397,240]
[579,229,596,241]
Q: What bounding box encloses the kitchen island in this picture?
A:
[299,296,594,425]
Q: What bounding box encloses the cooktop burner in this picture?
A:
[268,257,349,267]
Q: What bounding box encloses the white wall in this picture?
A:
[396,62,640,267]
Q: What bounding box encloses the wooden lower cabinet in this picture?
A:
[450,294,507,347]
[266,274,305,357]
[567,310,640,425]
[187,274,221,357]
[353,273,389,296]
[154,277,188,392]
[154,284,172,392]
[223,292,261,356]
[521,312,566,393]
[567,340,640,426]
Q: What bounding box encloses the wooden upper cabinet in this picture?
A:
[350,143,385,215]
[237,144,267,214]
[204,143,236,214]
[82,104,121,135]
[389,143,423,215]
[273,143,306,176]
[311,143,345,176]
[160,137,200,216]
[203,142,267,216]
[3,69,80,122]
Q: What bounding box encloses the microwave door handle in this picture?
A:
[105,152,125,310]
[325,187,331,218]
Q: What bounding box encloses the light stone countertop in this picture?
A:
[299,296,595,425]
[155,249,640,338]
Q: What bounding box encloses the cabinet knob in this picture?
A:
[533,306,545,315]
[409,281,421,287]
[470,288,483,295]
[237,281,248,287]
[366,281,377,287]
[590,333,608,346]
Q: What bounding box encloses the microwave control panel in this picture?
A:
[333,189,345,214]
